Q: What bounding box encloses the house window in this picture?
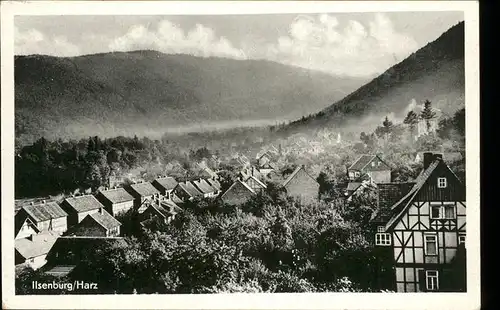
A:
[425,270,439,291]
[430,205,441,219]
[375,233,391,246]
[430,203,456,219]
[377,226,385,233]
[437,177,447,188]
[354,171,360,177]
[444,205,456,219]
[371,161,375,167]
[424,234,438,255]
[459,234,466,245]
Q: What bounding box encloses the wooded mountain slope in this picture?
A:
[15,51,365,145]
[284,21,465,135]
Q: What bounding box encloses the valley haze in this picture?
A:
[14,12,464,145]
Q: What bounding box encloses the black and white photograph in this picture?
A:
[1,1,480,309]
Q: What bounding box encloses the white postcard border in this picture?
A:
[1,1,480,309]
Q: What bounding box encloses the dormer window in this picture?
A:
[437,177,447,188]
[371,162,376,167]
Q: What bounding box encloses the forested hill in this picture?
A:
[15,51,366,146]
[283,21,465,135]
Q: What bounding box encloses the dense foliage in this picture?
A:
[19,187,380,294]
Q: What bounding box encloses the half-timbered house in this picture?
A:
[370,152,466,292]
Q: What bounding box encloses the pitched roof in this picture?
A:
[177,181,203,198]
[197,163,218,179]
[98,188,134,204]
[370,182,415,223]
[88,210,121,230]
[282,166,316,187]
[21,202,67,222]
[148,200,183,219]
[15,231,60,259]
[221,180,255,199]
[15,216,40,237]
[248,175,267,189]
[348,155,376,171]
[385,159,444,230]
[346,182,362,192]
[261,162,278,170]
[193,179,216,194]
[153,176,178,191]
[206,178,221,191]
[170,192,184,204]
[129,182,160,197]
[63,195,105,213]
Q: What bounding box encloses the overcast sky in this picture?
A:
[15,12,464,78]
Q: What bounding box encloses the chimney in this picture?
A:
[423,152,434,169]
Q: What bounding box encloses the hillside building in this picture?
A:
[348,154,392,184]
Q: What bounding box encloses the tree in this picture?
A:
[374,116,393,138]
[87,136,96,153]
[403,110,419,133]
[86,164,102,190]
[382,116,393,130]
[452,108,465,137]
[420,100,437,131]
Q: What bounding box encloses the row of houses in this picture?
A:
[14,174,222,271]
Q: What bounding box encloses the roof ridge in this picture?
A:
[282,166,302,187]
[385,160,441,230]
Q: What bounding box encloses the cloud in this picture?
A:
[262,13,419,77]
[14,14,418,78]
[108,20,246,59]
[15,27,81,57]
